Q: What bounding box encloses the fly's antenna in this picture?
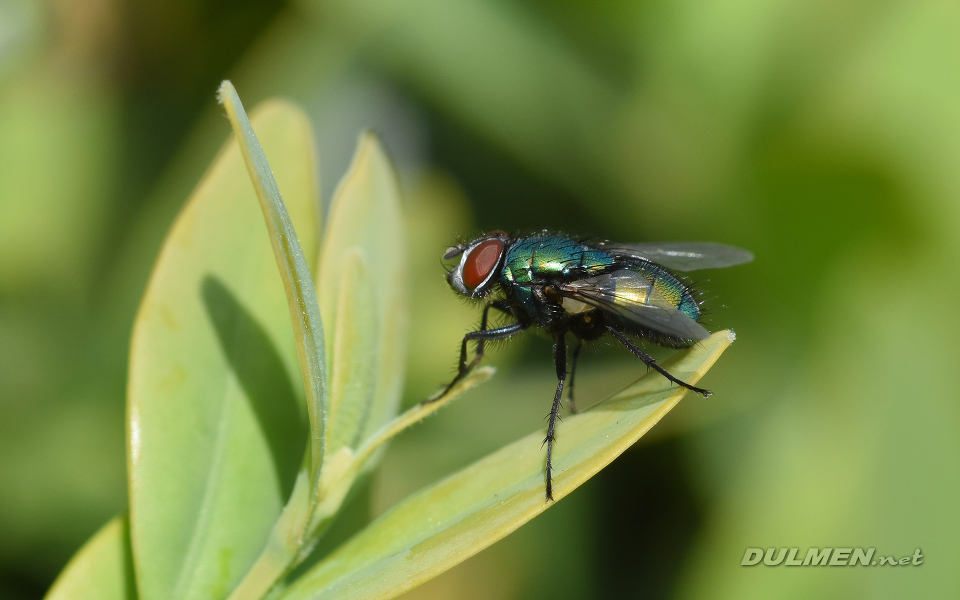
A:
[443,245,465,260]
[441,242,467,272]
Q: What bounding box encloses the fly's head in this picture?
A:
[444,231,510,299]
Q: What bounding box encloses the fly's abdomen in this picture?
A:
[638,262,700,321]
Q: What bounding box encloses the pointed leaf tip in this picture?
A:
[219,79,327,485]
[319,131,407,458]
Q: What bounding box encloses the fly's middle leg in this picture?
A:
[544,332,567,501]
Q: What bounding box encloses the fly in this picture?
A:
[428,230,752,501]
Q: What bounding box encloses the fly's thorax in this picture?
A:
[444,231,510,298]
[501,234,614,285]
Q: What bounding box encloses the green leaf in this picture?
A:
[278,331,735,600]
[127,98,319,600]
[216,81,333,600]
[303,365,497,540]
[44,516,137,600]
[224,98,414,600]
[352,366,495,468]
[219,81,327,486]
[318,132,407,457]
[258,366,495,600]
[325,249,377,453]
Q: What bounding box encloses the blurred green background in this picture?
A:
[2,0,959,598]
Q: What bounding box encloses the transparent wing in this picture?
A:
[556,270,710,340]
[597,241,753,271]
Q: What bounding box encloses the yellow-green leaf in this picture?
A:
[225,104,408,600]
[219,80,327,485]
[44,516,136,600]
[326,250,377,452]
[127,98,319,600]
[214,82,331,600]
[279,331,734,600]
[319,133,407,456]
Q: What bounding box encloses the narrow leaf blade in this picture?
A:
[219,80,327,485]
[319,133,407,456]
[279,331,734,600]
[326,250,377,452]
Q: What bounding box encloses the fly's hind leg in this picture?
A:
[543,333,567,502]
[567,338,583,414]
[425,301,521,402]
[606,326,712,398]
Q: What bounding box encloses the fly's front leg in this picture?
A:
[543,332,567,502]
[426,302,520,402]
[456,301,505,372]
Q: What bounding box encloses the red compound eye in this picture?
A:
[463,239,504,289]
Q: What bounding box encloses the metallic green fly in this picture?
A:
[429,230,753,501]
